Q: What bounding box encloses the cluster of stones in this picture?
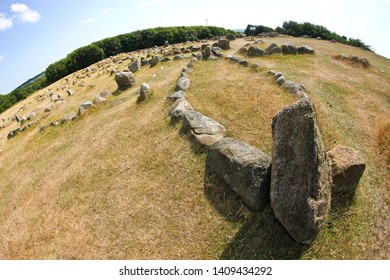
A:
[334,54,370,68]
[167,53,365,244]
[267,70,308,98]
[239,42,314,57]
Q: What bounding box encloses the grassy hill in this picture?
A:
[0,36,389,259]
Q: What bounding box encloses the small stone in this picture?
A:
[93,96,106,104]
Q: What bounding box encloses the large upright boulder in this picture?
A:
[128,60,139,73]
[282,43,298,55]
[207,138,272,211]
[247,46,263,57]
[202,45,211,60]
[177,77,190,91]
[327,145,366,194]
[217,39,230,50]
[270,98,331,243]
[139,82,151,101]
[115,71,136,90]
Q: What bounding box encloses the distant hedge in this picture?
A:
[245,21,373,52]
[46,25,233,84]
[0,26,234,114]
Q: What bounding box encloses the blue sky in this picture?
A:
[0,0,389,94]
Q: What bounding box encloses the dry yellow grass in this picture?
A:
[0,37,389,259]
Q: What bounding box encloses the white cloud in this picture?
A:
[81,18,95,24]
[0,13,13,31]
[138,0,166,9]
[101,8,116,15]
[10,3,41,23]
[0,55,4,61]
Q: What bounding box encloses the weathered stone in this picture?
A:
[239,60,250,67]
[150,56,160,67]
[26,111,37,120]
[270,98,331,243]
[218,39,230,50]
[79,101,93,114]
[207,138,272,211]
[226,34,236,41]
[173,54,187,60]
[163,40,169,48]
[202,46,211,60]
[128,60,139,73]
[298,45,314,54]
[177,77,190,90]
[66,89,74,96]
[161,57,170,62]
[168,99,194,123]
[139,82,151,101]
[182,67,190,73]
[62,112,78,124]
[276,76,286,85]
[140,57,149,66]
[274,72,283,80]
[238,47,248,55]
[115,71,136,90]
[248,46,263,56]
[327,145,366,194]
[93,96,106,104]
[282,43,298,55]
[182,111,226,150]
[7,128,21,139]
[283,81,308,97]
[50,121,59,127]
[266,43,282,55]
[212,47,223,57]
[100,90,110,97]
[167,90,185,101]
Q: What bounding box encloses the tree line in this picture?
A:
[244,21,373,52]
[0,26,233,114]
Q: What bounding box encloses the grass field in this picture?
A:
[0,36,389,259]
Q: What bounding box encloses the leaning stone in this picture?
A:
[79,101,93,114]
[167,90,185,101]
[327,145,366,194]
[115,71,136,90]
[168,99,194,123]
[177,77,190,91]
[93,96,106,104]
[62,112,78,124]
[202,46,211,60]
[128,60,139,73]
[270,98,331,243]
[207,138,272,211]
[182,111,226,150]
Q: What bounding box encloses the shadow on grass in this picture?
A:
[204,166,309,259]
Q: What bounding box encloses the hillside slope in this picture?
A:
[0,36,389,259]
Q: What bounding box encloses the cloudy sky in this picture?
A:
[0,0,389,94]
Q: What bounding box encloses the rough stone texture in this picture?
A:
[226,34,236,41]
[298,45,314,54]
[173,54,188,60]
[217,39,230,50]
[139,82,151,101]
[93,96,106,104]
[207,138,272,211]
[167,90,185,101]
[239,60,250,67]
[276,76,285,85]
[163,40,169,47]
[238,47,248,55]
[150,56,160,67]
[327,145,366,194]
[247,46,264,57]
[100,90,110,97]
[211,47,223,57]
[128,60,139,73]
[62,112,78,124]
[115,71,136,90]
[266,43,282,55]
[67,89,74,96]
[7,128,21,139]
[282,43,298,55]
[283,81,308,97]
[177,77,190,90]
[202,45,211,60]
[168,99,194,123]
[79,101,93,114]
[182,110,226,150]
[270,98,331,243]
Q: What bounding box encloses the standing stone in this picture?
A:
[202,46,211,60]
[226,34,236,41]
[93,96,106,104]
[67,89,74,96]
[177,77,190,90]
[168,99,194,123]
[247,46,264,57]
[270,98,331,243]
[282,43,298,55]
[327,145,366,194]
[62,112,78,123]
[139,82,151,101]
[150,56,160,67]
[218,39,230,50]
[128,60,139,73]
[167,90,185,101]
[163,40,169,48]
[266,43,282,55]
[207,138,272,211]
[298,45,314,54]
[115,71,136,90]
